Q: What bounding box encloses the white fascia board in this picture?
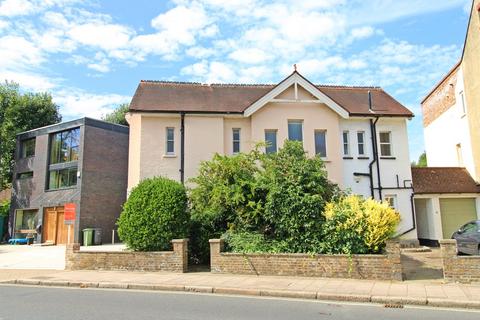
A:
[243,73,350,119]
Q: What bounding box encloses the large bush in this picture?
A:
[117,177,189,251]
[321,195,400,254]
[189,141,340,262]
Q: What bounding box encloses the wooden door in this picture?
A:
[43,206,73,244]
[43,207,58,244]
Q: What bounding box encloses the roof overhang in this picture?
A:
[243,71,350,119]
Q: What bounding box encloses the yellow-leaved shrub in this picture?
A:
[322,195,400,254]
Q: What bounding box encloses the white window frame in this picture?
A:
[459,91,466,116]
[314,130,327,158]
[166,127,175,155]
[357,131,366,156]
[265,129,278,154]
[385,194,397,210]
[379,131,392,157]
[232,128,241,154]
[342,130,350,156]
[288,120,303,142]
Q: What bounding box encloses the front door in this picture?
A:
[42,206,73,244]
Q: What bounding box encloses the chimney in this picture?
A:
[368,90,373,112]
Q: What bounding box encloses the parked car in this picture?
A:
[451,220,480,255]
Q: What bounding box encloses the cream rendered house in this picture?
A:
[415,1,480,245]
[127,71,417,240]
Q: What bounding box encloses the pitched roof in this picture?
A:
[412,167,480,194]
[129,74,413,117]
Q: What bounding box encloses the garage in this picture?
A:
[440,198,477,239]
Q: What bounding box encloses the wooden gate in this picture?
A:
[43,206,73,245]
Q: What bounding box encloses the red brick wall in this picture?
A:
[0,188,11,202]
[210,239,403,281]
[421,64,459,127]
[440,239,480,283]
[65,239,188,272]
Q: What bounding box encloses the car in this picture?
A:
[451,220,480,255]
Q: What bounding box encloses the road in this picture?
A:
[0,285,479,320]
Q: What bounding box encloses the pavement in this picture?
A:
[2,286,480,320]
[1,269,480,310]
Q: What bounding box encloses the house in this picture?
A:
[9,118,129,245]
[127,71,417,242]
[415,0,480,244]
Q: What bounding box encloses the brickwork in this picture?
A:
[209,239,402,281]
[440,239,480,283]
[66,239,188,272]
[0,188,11,202]
[421,63,459,127]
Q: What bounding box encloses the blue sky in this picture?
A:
[0,0,473,161]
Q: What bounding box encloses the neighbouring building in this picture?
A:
[9,118,129,245]
[412,167,480,246]
[127,71,417,241]
[416,0,480,244]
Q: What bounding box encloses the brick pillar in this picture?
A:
[209,239,224,273]
[65,243,80,270]
[385,240,403,281]
[171,239,189,273]
[439,239,457,282]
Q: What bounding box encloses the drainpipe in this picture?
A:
[180,112,185,184]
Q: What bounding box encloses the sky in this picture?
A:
[0,0,473,161]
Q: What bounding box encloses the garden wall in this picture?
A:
[440,239,480,283]
[209,239,402,280]
[66,239,188,272]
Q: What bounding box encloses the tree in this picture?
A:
[412,151,427,167]
[0,82,61,189]
[102,103,129,126]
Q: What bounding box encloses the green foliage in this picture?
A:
[102,103,129,126]
[260,141,340,253]
[411,151,427,167]
[321,195,401,254]
[0,200,10,217]
[117,177,189,251]
[189,141,341,262]
[0,82,61,189]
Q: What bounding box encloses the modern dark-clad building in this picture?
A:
[9,118,129,245]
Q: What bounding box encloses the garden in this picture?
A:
[117,141,401,265]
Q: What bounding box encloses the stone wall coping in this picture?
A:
[171,238,189,243]
[439,239,457,244]
[209,239,223,243]
[77,250,175,254]
[219,252,387,258]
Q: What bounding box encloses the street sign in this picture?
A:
[64,203,76,224]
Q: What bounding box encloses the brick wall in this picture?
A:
[0,188,11,202]
[421,64,459,127]
[440,239,480,283]
[66,239,188,272]
[209,239,402,281]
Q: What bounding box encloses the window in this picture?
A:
[379,131,392,156]
[342,131,350,156]
[461,222,477,235]
[315,130,327,158]
[288,120,303,142]
[48,128,80,190]
[21,138,35,158]
[385,195,397,209]
[166,127,175,155]
[357,131,366,156]
[232,128,240,154]
[460,91,466,115]
[49,167,78,190]
[265,130,277,154]
[50,128,80,164]
[14,209,38,238]
[17,171,33,179]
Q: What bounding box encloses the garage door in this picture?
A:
[440,198,477,239]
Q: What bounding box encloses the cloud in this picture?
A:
[229,48,271,64]
[0,71,57,91]
[0,0,35,17]
[68,22,133,51]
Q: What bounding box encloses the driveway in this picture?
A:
[0,244,66,270]
[401,248,444,281]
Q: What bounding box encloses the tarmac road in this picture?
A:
[0,285,479,320]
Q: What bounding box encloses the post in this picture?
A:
[385,240,403,281]
[67,225,71,245]
[112,230,115,244]
[171,239,189,273]
[209,239,224,273]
